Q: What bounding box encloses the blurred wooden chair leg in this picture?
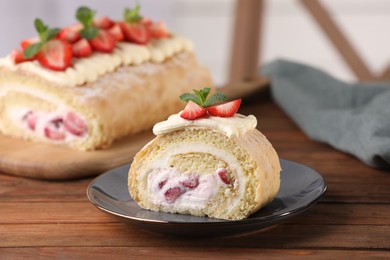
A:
[222,0,269,99]
[229,0,263,82]
[299,0,376,81]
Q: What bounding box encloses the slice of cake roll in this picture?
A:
[128,89,281,220]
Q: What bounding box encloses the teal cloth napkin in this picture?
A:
[262,59,390,169]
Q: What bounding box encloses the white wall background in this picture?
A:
[0,0,389,85]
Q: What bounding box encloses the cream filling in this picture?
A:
[142,143,245,214]
[147,168,220,210]
[153,113,257,138]
[9,107,88,143]
[0,35,193,87]
[0,83,87,142]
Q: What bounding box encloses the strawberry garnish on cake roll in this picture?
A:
[128,88,281,220]
[0,4,213,150]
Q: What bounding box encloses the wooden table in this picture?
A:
[1,91,389,259]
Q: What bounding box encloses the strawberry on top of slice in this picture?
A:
[148,21,170,39]
[76,6,116,53]
[179,87,241,120]
[120,4,150,45]
[207,99,241,117]
[72,38,92,58]
[11,49,34,64]
[37,39,72,71]
[22,18,73,71]
[58,24,82,44]
[93,16,114,29]
[180,101,207,120]
[20,37,39,50]
[107,23,124,41]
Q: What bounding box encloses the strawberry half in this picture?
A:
[72,38,92,58]
[207,99,241,117]
[89,30,116,53]
[120,22,150,44]
[107,23,124,41]
[11,49,33,64]
[149,21,169,38]
[180,101,207,120]
[58,26,81,43]
[64,111,87,136]
[20,37,38,50]
[37,39,72,71]
[93,16,114,29]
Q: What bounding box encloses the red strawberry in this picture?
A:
[58,26,81,43]
[89,30,116,53]
[93,16,114,29]
[20,37,38,50]
[107,23,124,41]
[180,175,199,189]
[119,22,150,44]
[217,169,230,185]
[141,17,153,27]
[72,39,92,58]
[10,49,33,64]
[44,127,66,140]
[180,101,207,120]
[24,111,38,130]
[64,111,87,136]
[149,21,169,38]
[44,118,65,140]
[164,187,184,203]
[158,179,167,189]
[207,99,241,117]
[37,39,72,71]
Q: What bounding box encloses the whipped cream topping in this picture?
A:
[153,113,257,137]
[0,35,193,87]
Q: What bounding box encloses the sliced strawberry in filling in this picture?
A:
[24,111,38,130]
[44,118,66,141]
[217,169,230,184]
[158,179,168,189]
[63,112,87,136]
[180,175,199,189]
[164,187,184,203]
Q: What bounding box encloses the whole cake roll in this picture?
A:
[128,89,281,220]
[0,6,212,150]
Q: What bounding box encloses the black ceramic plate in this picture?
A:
[87,159,326,237]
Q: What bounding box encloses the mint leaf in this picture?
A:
[179,93,202,106]
[76,6,95,27]
[81,27,99,40]
[193,87,212,105]
[193,89,205,104]
[43,28,60,42]
[203,92,227,107]
[124,4,142,23]
[34,18,47,35]
[24,42,43,58]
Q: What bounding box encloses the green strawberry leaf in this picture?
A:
[203,92,227,107]
[24,42,43,58]
[179,93,202,106]
[124,4,142,23]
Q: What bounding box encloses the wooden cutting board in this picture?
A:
[0,78,268,180]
